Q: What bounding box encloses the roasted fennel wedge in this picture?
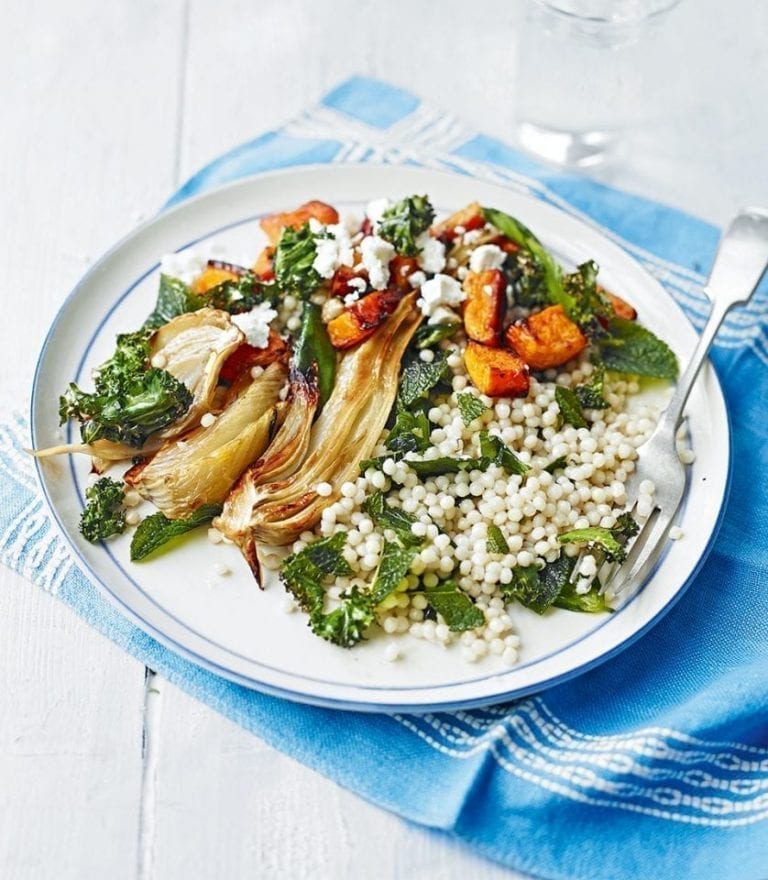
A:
[125,362,285,519]
[216,293,421,561]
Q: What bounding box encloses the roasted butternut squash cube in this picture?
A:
[327,289,403,350]
[192,261,246,294]
[252,246,275,281]
[260,200,339,245]
[431,201,485,241]
[462,269,506,346]
[219,330,289,385]
[603,290,637,321]
[390,255,421,292]
[464,341,529,398]
[505,305,587,370]
[330,264,366,297]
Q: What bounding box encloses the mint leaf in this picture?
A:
[130,504,221,561]
[544,455,569,474]
[370,540,418,605]
[413,322,460,349]
[486,524,510,555]
[398,352,449,407]
[362,491,421,548]
[385,403,431,457]
[598,318,679,380]
[479,431,530,476]
[406,456,487,477]
[457,393,488,427]
[555,386,587,429]
[424,579,484,631]
[553,579,611,613]
[281,532,352,611]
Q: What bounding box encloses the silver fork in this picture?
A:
[603,208,768,606]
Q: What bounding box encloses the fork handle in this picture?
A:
[658,208,768,435]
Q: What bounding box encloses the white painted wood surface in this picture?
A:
[1,1,766,878]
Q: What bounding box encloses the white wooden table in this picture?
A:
[2,2,766,878]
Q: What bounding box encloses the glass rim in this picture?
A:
[531,0,683,25]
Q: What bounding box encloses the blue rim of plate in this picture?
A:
[29,164,732,712]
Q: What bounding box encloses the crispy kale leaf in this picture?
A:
[598,317,679,380]
[60,331,193,447]
[482,207,564,303]
[560,260,612,330]
[79,477,126,543]
[501,564,561,614]
[575,360,609,410]
[206,273,279,312]
[555,385,588,429]
[143,275,207,330]
[424,579,484,632]
[457,393,488,427]
[130,504,222,561]
[309,587,375,649]
[273,222,326,299]
[378,195,435,256]
[558,513,640,564]
[283,534,418,648]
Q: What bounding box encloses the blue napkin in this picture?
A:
[5,77,768,880]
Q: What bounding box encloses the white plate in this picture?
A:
[31,164,729,712]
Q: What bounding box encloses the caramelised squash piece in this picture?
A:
[389,255,421,292]
[326,289,403,350]
[464,341,529,398]
[505,305,587,370]
[252,246,275,281]
[462,269,506,346]
[192,260,247,294]
[260,201,339,245]
[218,330,289,385]
[431,201,485,240]
[603,290,637,321]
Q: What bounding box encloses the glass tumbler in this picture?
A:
[514,0,682,167]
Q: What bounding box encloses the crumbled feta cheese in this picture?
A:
[469,244,506,273]
[408,270,427,289]
[365,198,390,230]
[312,222,355,279]
[418,273,466,321]
[463,229,483,245]
[231,302,278,349]
[360,235,395,290]
[343,292,361,306]
[427,305,460,326]
[416,233,446,274]
[308,217,324,234]
[160,249,207,285]
[347,277,367,292]
[336,211,360,237]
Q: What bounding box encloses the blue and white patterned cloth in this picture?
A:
[3,78,768,880]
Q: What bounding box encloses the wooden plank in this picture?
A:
[0,572,145,880]
[0,1,186,877]
[150,681,521,880]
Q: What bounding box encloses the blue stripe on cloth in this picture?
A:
[10,76,768,880]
